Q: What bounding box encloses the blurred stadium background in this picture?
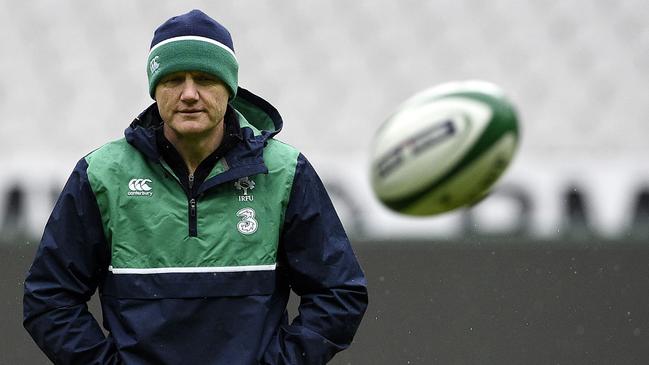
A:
[1,0,649,363]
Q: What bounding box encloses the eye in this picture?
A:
[161,75,184,85]
[195,75,218,85]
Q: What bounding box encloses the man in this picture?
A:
[24,9,368,365]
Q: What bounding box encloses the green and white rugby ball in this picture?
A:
[370,80,520,216]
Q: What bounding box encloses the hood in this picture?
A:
[231,87,283,138]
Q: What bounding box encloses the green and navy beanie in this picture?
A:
[147,9,239,100]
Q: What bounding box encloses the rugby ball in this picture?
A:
[370,80,520,216]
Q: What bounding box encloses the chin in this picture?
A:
[178,127,212,137]
[173,123,214,137]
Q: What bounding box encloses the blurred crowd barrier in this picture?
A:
[2,174,648,244]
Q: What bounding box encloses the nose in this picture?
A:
[179,74,199,102]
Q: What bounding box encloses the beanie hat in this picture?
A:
[147,9,239,100]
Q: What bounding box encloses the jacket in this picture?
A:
[23,87,368,365]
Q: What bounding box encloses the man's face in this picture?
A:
[155,71,230,139]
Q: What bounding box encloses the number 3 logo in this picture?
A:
[236,208,258,235]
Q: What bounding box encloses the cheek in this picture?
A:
[155,92,175,119]
[209,92,229,115]
[157,101,171,120]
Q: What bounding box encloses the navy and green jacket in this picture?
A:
[23,88,368,365]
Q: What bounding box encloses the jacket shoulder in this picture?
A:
[83,138,140,190]
[263,139,301,170]
[84,138,134,167]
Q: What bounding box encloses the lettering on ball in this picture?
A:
[376,119,456,179]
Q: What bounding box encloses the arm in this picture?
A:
[263,154,369,364]
[23,159,121,364]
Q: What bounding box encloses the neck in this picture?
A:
[163,124,224,174]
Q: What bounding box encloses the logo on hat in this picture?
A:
[149,56,160,74]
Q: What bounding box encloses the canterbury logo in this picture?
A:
[127,178,153,196]
[150,56,160,74]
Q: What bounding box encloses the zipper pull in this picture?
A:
[188,174,195,190]
[190,198,196,217]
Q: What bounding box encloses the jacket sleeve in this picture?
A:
[23,158,121,365]
[263,154,369,365]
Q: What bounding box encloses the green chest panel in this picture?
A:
[85,138,298,270]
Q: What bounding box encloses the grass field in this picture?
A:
[4,237,649,364]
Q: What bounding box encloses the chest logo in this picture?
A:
[128,178,153,196]
[234,177,255,202]
[236,208,258,235]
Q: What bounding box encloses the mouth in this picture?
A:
[177,109,204,114]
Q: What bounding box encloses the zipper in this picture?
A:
[188,197,197,237]
[188,173,198,237]
[160,161,200,237]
